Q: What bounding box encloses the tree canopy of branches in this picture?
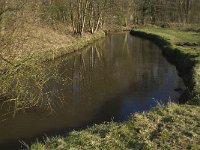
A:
[0,0,199,36]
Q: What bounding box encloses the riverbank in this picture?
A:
[36,31,105,62]
[130,28,200,104]
[0,26,105,69]
[0,28,105,112]
[30,28,200,150]
[30,103,200,150]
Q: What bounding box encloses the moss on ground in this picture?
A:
[30,28,200,150]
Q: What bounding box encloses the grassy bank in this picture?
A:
[130,28,200,104]
[36,30,105,62]
[30,103,200,150]
[30,28,200,150]
[0,29,105,112]
[0,27,105,69]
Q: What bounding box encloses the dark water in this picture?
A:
[0,32,185,149]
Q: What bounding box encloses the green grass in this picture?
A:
[131,28,200,105]
[132,28,200,56]
[30,28,200,150]
[30,103,200,150]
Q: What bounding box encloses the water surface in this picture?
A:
[0,32,185,149]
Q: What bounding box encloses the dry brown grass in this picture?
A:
[0,23,99,69]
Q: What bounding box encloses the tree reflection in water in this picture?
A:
[0,33,185,148]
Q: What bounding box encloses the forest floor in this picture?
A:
[30,28,200,150]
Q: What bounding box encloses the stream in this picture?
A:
[0,32,186,149]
